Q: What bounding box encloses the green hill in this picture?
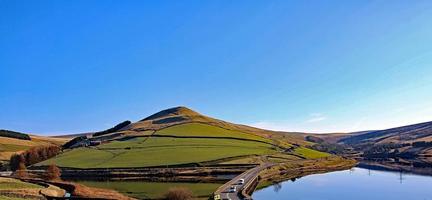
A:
[37,106,329,169]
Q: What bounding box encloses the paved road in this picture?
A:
[214,163,273,200]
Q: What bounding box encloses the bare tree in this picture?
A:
[10,145,61,170]
[45,163,61,181]
[16,159,28,178]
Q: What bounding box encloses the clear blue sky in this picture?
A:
[1,0,432,134]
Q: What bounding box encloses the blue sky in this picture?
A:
[1,0,432,134]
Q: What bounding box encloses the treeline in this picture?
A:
[92,120,131,137]
[62,136,87,149]
[412,141,432,148]
[306,136,349,155]
[362,143,411,158]
[310,143,347,155]
[305,136,325,143]
[360,141,432,158]
[10,145,61,171]
[0,129,31,140]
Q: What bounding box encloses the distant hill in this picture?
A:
[37,106,329,169]
[308,121,432,163]
[339,121,432,145]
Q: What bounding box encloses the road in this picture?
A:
[213,163,273,200]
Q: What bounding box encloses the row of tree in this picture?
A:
[10,145,61,171]
[15,162,61,181]
[0,129,31,140]
[412,141,432,148]
[92,120,131,137]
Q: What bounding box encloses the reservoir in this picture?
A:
[253,167,432,200]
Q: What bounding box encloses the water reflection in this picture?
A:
[358,160,432,176]
[253,167,432,200]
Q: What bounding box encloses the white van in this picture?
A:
[238,178,245,185]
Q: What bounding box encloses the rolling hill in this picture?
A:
[308,121,432,163]
[339,121,432,145]
[36,106,329,169]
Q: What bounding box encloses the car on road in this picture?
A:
[238,178,245,184]
[229,185,237,193]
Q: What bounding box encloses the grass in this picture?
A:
[219,156,263,164]
[75,181,220,199]
[0,177,43,190]
[0,196,27,200]
[156,123,271,142]
[38,137,276,168]
[0,144,32,152]
[36,122,328,169]
[293,147,330,159]
[37,123,327,168]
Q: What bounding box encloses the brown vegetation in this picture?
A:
[45,164,61,180]
[0,134,68,161]
[16,158,28,178]
[10,145,61,171]
[164,187,193,200]
[70,182,135,200]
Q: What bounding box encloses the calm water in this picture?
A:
[253,167,432,200]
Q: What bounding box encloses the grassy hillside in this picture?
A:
[37,107,329,169]
[37,123,283,168]
[156,123,270,141]
[122,106,309,146]
[38,137,276,168]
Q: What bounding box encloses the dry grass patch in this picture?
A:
[164,187,193,200]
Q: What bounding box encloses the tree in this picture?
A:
[10,154,21,171]
[16,158,28,178]
[26,148,40,165]
[10,145,61,169]
[45,163,61,181]
[92,120,131,137]
[273,182,282,192]
[164,187,193,200]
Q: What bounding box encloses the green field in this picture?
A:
[37,122,327,168]
[0,177,43,190]
[294,147,329,159]
[0,196,27,200]
[38,136,276,168]
[156,123,271,142]
[76,180,220,199]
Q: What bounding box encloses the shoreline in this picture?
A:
[255,156,357,191]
